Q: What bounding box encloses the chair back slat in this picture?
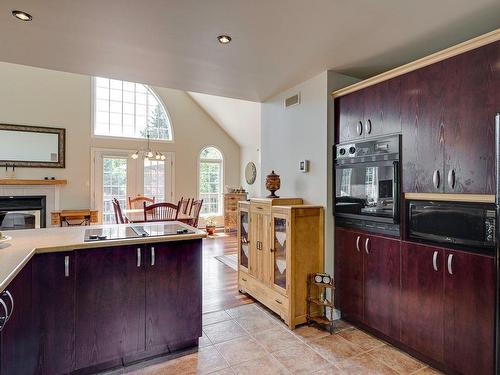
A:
[112,199,127,224]
[189,199,203,228]
[178,197,192,215]
[129,195,155,209]
[144,202,179,222]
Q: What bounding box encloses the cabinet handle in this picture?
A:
[447,169,456,190]
[0,298,8,331]
[275,299,283,305]
[242,277,247,282]
[356,121,363,136]
[355,236,361,252]
[64,255,70,277]
[2,291,13,321]
[432,170,441,189]
[270,248,275,252]
[137,248,141,267]
[366,119,372,135]
[447,254,454,275]
[364,238,370,254]
[151,246,155,266]
[432,251,438,272]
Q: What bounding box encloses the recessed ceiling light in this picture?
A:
[12,10,33,21]
[217,35,232,44]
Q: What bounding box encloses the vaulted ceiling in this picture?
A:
[0,0,499,101]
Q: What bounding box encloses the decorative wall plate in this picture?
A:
[245,162,257,185]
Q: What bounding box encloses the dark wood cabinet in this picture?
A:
[145,240,202,353]
[401,242,445,363]
[33,252,75,375]
[443,249,495,375]
[363,234,400,339]
[338,90,364,142]
[0,261,36,375]
[334,227,363,322]
[75,245,146,370]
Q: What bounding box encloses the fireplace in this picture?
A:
[0,196,46,230]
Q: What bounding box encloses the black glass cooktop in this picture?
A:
[84,223,194,242]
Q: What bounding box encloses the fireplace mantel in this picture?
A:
[0,179,67,186]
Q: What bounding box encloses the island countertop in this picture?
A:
[0,221,207,293]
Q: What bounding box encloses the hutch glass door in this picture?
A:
[239,208,250,270]
[272,214,288,293]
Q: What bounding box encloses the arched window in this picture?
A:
[199,147,223,216]
[93,77,173,141]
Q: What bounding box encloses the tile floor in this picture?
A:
[117,303,443,375]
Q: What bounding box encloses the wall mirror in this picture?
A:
[0,124,66,168]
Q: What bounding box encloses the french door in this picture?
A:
[92,149,173,223]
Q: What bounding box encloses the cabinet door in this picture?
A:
[248,211,259,277]
[363,77,401,138]
[250,211,270,283]
[0,261,36,375]
[75,245,146,370]
[443,42,498,194]
[238,208,250,272]
[443,250,495,375]
[401,242,444,363]
[270,213,289,295]
[338,90,364,142]
[145,240,202,353]
[401,61,447,193]
[334,227,363,322]
[33,252,75,375]
[363,235,400,339]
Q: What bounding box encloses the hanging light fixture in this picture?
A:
[130,126,166,161]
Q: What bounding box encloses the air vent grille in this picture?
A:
[284,93,300,108]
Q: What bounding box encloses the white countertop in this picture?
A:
[0,222,207,293]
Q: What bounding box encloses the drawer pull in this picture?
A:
[447,254,454,275]
[275,299,283,305]
[242,277,247,282]
[355,236,361,252]
[432,251,438,272]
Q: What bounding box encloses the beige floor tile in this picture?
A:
[412,367,444,375]
[210,368,236,374]
[310,366,346,374]
[235,313,276,333]
[333,320,353,332]
[203,320,248,344]
[216,336,268,366]
[231,355,290,375]
[199,332,213,348]
[252,327,303,353]
[370,345,425,374]
[226,304,264,319]
[203,310,233,326]
[337,328,385,352]
[338,353,399,375]
[308,334,363,363]
[292,325,331,343]
[272,343,330,374]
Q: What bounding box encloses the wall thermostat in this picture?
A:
[299,160,309,173]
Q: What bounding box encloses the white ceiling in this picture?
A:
[188,92,260,148]
[0,1,499,101]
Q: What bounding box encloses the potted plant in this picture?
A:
[205,217,217,235]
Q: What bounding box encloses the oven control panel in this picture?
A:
[335,135,400,161]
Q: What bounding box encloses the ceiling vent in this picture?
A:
[284,93,300,108]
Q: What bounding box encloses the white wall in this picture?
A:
[260,70,358,282]
[0,62,241,217]
[240,146,261,198]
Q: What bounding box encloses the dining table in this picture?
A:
[123,208,195,224]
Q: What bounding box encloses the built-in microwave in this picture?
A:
[407,200,496,251]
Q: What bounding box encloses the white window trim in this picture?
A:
[198,146,224,218]
[90,77,175,143]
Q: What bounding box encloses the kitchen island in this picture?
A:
[0,222,206,375]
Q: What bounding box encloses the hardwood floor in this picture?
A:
[202,233,254,314]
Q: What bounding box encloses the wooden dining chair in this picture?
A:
[143,202,179,222]
[178,197,192,215]
[129,195,155,209]
[112,199,127,224]
[188,199,203,227]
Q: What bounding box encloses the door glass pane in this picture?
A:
[240,211,249,268]
[200,161,221,215]
[273,217,287,289]
[103,157,127,224]
[144,159,165,202]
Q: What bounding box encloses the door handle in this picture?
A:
[365,119,372,135]
[2,291,14,322]
[433,170,441,189]
[64,255,70,277]
[275,299,283,305]
[356,121,363,136]
[137,248,141,267]
[151,246,155,266]
[364,238,370,254]
[447,254,454,275]
[447,169,456,190]
[355,236,361,252]
[0,298,8,331]
[432,251,438,272]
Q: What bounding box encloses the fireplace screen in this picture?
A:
[0,210,41,230]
